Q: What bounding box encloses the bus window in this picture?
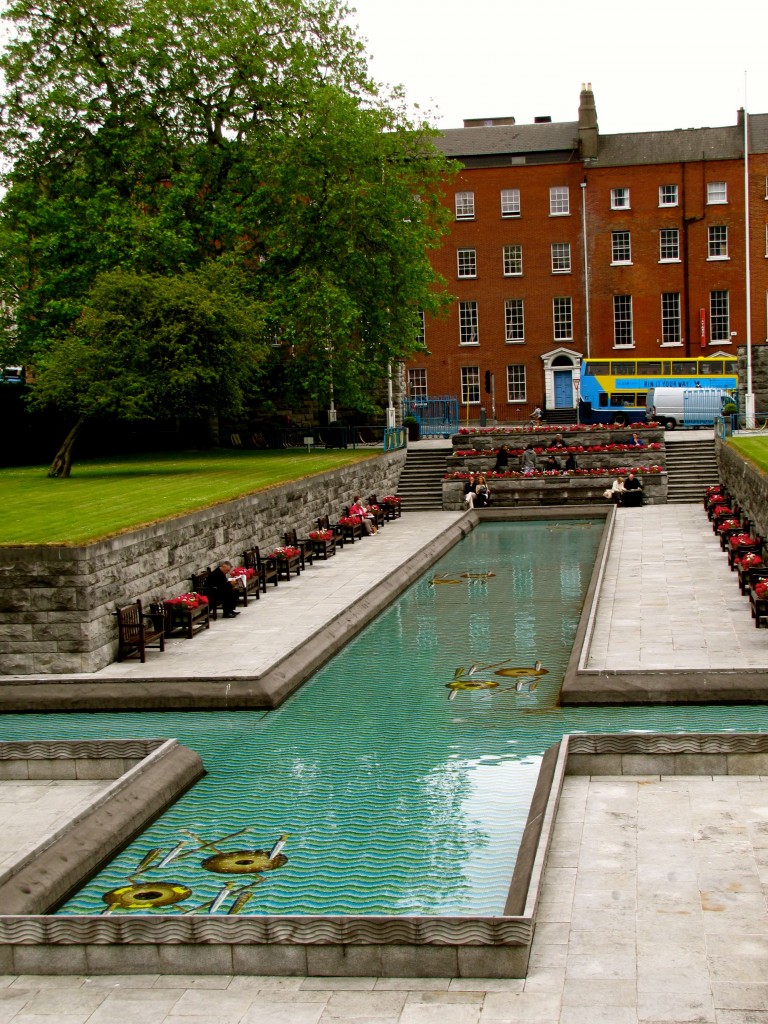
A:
[698,361,716,374]
[610,393,635,407]
[672,361,697,374]
[598,393,609,407]
[725,360,737,373]
[641,361,662,375]
[637,392,646,407]
[584,361,609,376]
[611,361,636,374]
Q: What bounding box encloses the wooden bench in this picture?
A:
[366,497,386,529]
[308,522,337,560]
[749,571,768,628]
[317,515,345,550]
[115,599,165,663]
[340,508,364,542]
[242,547,279,593]
[162,596,211,639]
[284,528,314,571]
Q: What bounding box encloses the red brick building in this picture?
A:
[407,87,768,422]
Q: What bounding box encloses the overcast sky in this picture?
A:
[348,0,768,136]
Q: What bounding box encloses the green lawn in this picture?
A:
[729,436,768,474]
[0,449,379,546]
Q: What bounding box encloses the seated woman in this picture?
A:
[622,471,644,506]
[474,475,491,507]
[564,452,577,471]
[349,496,378,534]
[606,476,626,505]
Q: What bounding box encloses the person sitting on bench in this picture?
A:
[208,561,240,617]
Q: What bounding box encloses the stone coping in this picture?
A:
[0,739,205,916]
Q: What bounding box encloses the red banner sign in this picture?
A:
[700,308,707,348]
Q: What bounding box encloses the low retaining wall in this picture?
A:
[443,474,667,509]
[716,439,768,540]
[0,451,405,675]
[452,426,665,451]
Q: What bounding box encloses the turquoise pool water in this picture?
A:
[3,520,768,918]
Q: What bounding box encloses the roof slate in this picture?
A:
[434,113,768,165]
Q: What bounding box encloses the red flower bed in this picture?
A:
[308,529,333,541]
[754,581,768,600]
[728,533,756,549]
[716,519,740,533]
[166,592,209,608]
[738,553,763,568]
[268,546,301,559]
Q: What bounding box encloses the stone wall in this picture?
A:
[737,344,768,415]
[0,452,405,676]
[443,474,667,510]
[715,439,768,540]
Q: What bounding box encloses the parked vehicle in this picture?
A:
[645,386,733,430]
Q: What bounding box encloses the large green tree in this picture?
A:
[0,0,453,470]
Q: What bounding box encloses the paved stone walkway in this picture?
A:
[586,505,768,672]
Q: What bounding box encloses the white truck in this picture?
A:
[645,386,733,430]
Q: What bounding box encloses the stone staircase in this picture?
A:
[395,446,452,510]
[665,436,719,503]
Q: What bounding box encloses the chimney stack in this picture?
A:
[578,82,599,160]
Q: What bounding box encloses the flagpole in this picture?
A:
[744,72,755,428]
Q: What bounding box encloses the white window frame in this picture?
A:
[455,191,475,220]
[710,290,730,341]
[661,293,681,345]
[506,364,527,403]
[502,244,523,277]
[407,368,427,400]
[461,366,480,405]
[416,310,425,345]
[613,294,634,348]
[457,248,477,278]
[659,184,678,207]
[458,301,479,345]
[611,231,632,264]
[707,181,727,205]
[500,188,520,218]
[707,225,729,260]
[551,242,571,274]
[610,187,630,210]
[504,298,524,343]
[553,297,572,341]
[659,228,680,262]
[549,186,570,216]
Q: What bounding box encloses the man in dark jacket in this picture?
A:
[207,561,240,617]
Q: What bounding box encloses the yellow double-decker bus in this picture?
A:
[578,355,738,426]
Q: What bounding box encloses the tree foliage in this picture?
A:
[0,0,454,461]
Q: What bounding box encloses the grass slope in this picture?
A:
[729,436,768,474]
[0,449,377,546]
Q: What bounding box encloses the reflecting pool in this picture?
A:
[2,521,768,918]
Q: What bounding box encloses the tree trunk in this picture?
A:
[48,417,85,478]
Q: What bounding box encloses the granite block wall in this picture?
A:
[715,439,768,540]
[0,452,405,675]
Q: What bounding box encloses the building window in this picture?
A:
[613,295,633,347]
[459,301,479,345]
[551,242,571,273]
[553,297,572,340]
[416,310,425,345]
[610,187,630,209]
[708,225,728,259]
[457,248,477,278]
[710,290,730,341]
[707,181,727,205]
[661,293,681,345]
[461,366,480,405]
[504,298,524,342]
[455,191,475,220]
[408,368,427,400]
[501,189,520,217]
[660,228,680,261]
[507,364,527,402]
[611,231,631,264]
[659,184,678,207]
[502,244,522,276]
[549,186,569,216]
